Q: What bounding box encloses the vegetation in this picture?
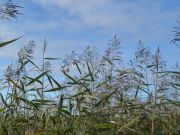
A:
[0,1,179,135]
[0,36,179,135]
[0,0,21,20]
[0,0,22,49]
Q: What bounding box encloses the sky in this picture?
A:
[0,0,180,73]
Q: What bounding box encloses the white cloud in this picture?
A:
[31,0,180,42]
[0,0,179,70]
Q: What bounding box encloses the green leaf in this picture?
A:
[18,97,39,110]
[48,75,62,88]
[44,57,61,60]
[0,94,9,109]
[116,115,141,134]
[61,69,77,83]
[45,86,67,92]
[169,124,180,135]
[86,61,94,81]
[94,123,114,131]
[166,99,180,106]
[0,36,22,48]
[31,99,54,105]
[74,60,82,74]
[26,71,48,86]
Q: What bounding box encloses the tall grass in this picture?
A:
[0,0,21,20]
[0,36,179,135]
[0,0,179,134]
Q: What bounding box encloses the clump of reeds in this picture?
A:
[0,35,179,135]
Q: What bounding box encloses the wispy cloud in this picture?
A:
[32,0,180,41]
[0,0,179,71]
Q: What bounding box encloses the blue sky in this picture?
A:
[0,0,180,72]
